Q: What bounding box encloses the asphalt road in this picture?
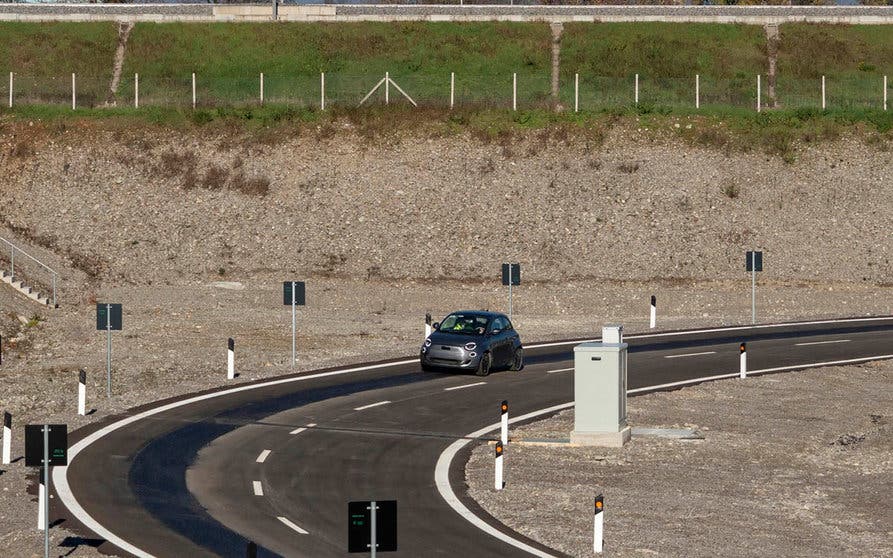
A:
[56,318,893,558]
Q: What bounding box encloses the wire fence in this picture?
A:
[2,71,890,112]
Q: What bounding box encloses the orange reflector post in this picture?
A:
[740,343,746,353]
[495,441,503,456]
[594,494,604,514]
[500,400,508,414]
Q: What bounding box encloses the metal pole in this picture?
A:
[385,72,389,105]
[260,72,264,105]
[450,72,455,110]
[291,283,296,369]
[751,252,756,324]
[107,304,112,398]
[635,73,639,105]
[512,73,517,112]
[369,500,377,558]
[135,73,139,108]
[52,274,56,308]
[8,72,11,108]
[822,75,826,110]
[508,264,513,320]
[696,74,700,109]
[321,72,325,111]
[10,245,13,279]
[43,425,49,558]
[71,73,76,111]
[757,75,761,113]
[192,72,196,110]
[574,73,579,113]
[884,75,887,111]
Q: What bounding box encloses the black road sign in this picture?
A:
[96,303,123,330]
[745,251,763,272]
[348,500,397,553]
[24,424,68,467]
[501,263,521,286]
[283,281,306,306]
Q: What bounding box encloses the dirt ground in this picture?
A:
[467,359,893,558]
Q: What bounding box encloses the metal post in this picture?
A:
[512,73,517,112]
[321,72,325,111]
[574,73,579,113]
[192,72,196,110]
[696,74,700,109]
[10,245,13,279]
[369,500,377,558]
[135,73,139,108]
[52,274,56,308]
[385,72,389,105]
[634,73,639,105]
[291,283,296,369]
[450,72,455,110]
[43,425,49,558]
[8,72,11,108]
[757,75,761,113]
[508,264,513,320]
[71,73,76,111]
[106,304,112,398]
[751,252,756,324]
[822,75,826,110]
[885,75,888,111]
[272,0,278,20]
[260,72,264,105]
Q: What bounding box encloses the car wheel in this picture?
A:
[421,361,434,372]
[509,347,524,371]
[475,352,492,377]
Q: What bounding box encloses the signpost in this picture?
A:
[348,500,397,556]
[745,251,763,324]
[501,263,521,320]
[25,424,67,558]
[96,303,122,397]
[283,281,306,368]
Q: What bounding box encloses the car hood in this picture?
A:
[427,330,485,345]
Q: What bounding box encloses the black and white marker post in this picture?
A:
[494,441,504,490]
[739,342,747,379]
[501,263,521,321]
[283,281,306,369]
[227,338,235,380]
[500,400,509,446]
[2,411,10,465]
[425,312,432,339]
[746,250,763,324]
[96,303,122,398]
[77,369,86,416]
[593,494,605,554]
[650,295,656,329]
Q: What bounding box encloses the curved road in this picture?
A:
[55,317,893,557]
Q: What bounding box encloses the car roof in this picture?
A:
[447,310,505,319]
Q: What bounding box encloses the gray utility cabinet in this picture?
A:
[570,326,630,447]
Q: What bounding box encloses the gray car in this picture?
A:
[419,311,523,376]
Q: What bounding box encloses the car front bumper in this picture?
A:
[420,344,481,369]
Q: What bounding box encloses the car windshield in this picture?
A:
[439,313,490,335]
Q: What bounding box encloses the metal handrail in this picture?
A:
[0,236,58,307]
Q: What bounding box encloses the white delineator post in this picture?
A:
[320,72,325,111]
[227,338,235,380]
[192,72,196,109]
[494,441,504,490]
[883,75,887,111]
[2,411,10,465]
[78,369,86,416]
[593,495,605,553]
[134,73,139,108]
[512,73,517,112]
[822,75,826,110]
[8,72,12,108]
[38,474,46,530]
[634,73,639,105]
[574,73,579,113]
[756,74,761,113]
[260,72,264,105]
[739,342,747,379]
[500,400,508,446]
[696,74,700,109]
[71,73,76,110]
[424,312,432,339]
[385,71,389,105]
[450,71,455,110]
[650,295,656,329]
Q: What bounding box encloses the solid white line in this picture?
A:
[53,316,892,558]
[256,450,271,463]
[354,400,391,411]
[252,481,263,496]
[795,339,850,346]
[289,422,317,435]
[277,516,309,535]
[664,351,716,359]
[546,367,573,374]
[444,382,486,391]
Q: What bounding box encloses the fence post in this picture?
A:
[385,71,389,105]
[696,74,700,109]
[821,75,826,110]
[192,72,196,110]
[756,75,761,113]
[260,72,264,105]
[512,73,517,112]
[574,73,579,113]
[450,71,455,110]
[320,72,325,111]
[134,73,139,108]
[71,72,76,110]
[7,72,11,108]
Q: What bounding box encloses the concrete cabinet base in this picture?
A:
[571,426,631,448]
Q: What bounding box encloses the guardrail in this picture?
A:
[0,236,58,307]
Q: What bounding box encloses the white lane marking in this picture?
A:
[289,422,317,435]
[546,367,573,374]
[444,382,486,391]
[255,450,271,463]
[354,400,391,411]
[252,481,263,496]
[277,516,309,535]
[435,352,893,557]
[664,351,717,359]
[54,316,893,558]
[795,339,851,346]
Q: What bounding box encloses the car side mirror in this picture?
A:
[490,328,501,336]
[432,322,440,330]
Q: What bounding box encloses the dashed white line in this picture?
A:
[255,450,271,463]
[795,339,851,346]
[664,351,717,359]
[444,382,486,391]
[290,422,317,435]
[252,481,263,496]
[354,400,391,411]
[546,367,573,374]
[277,516,309,535]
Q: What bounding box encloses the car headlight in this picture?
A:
[424,338,432,347]
[464,342,477,351]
